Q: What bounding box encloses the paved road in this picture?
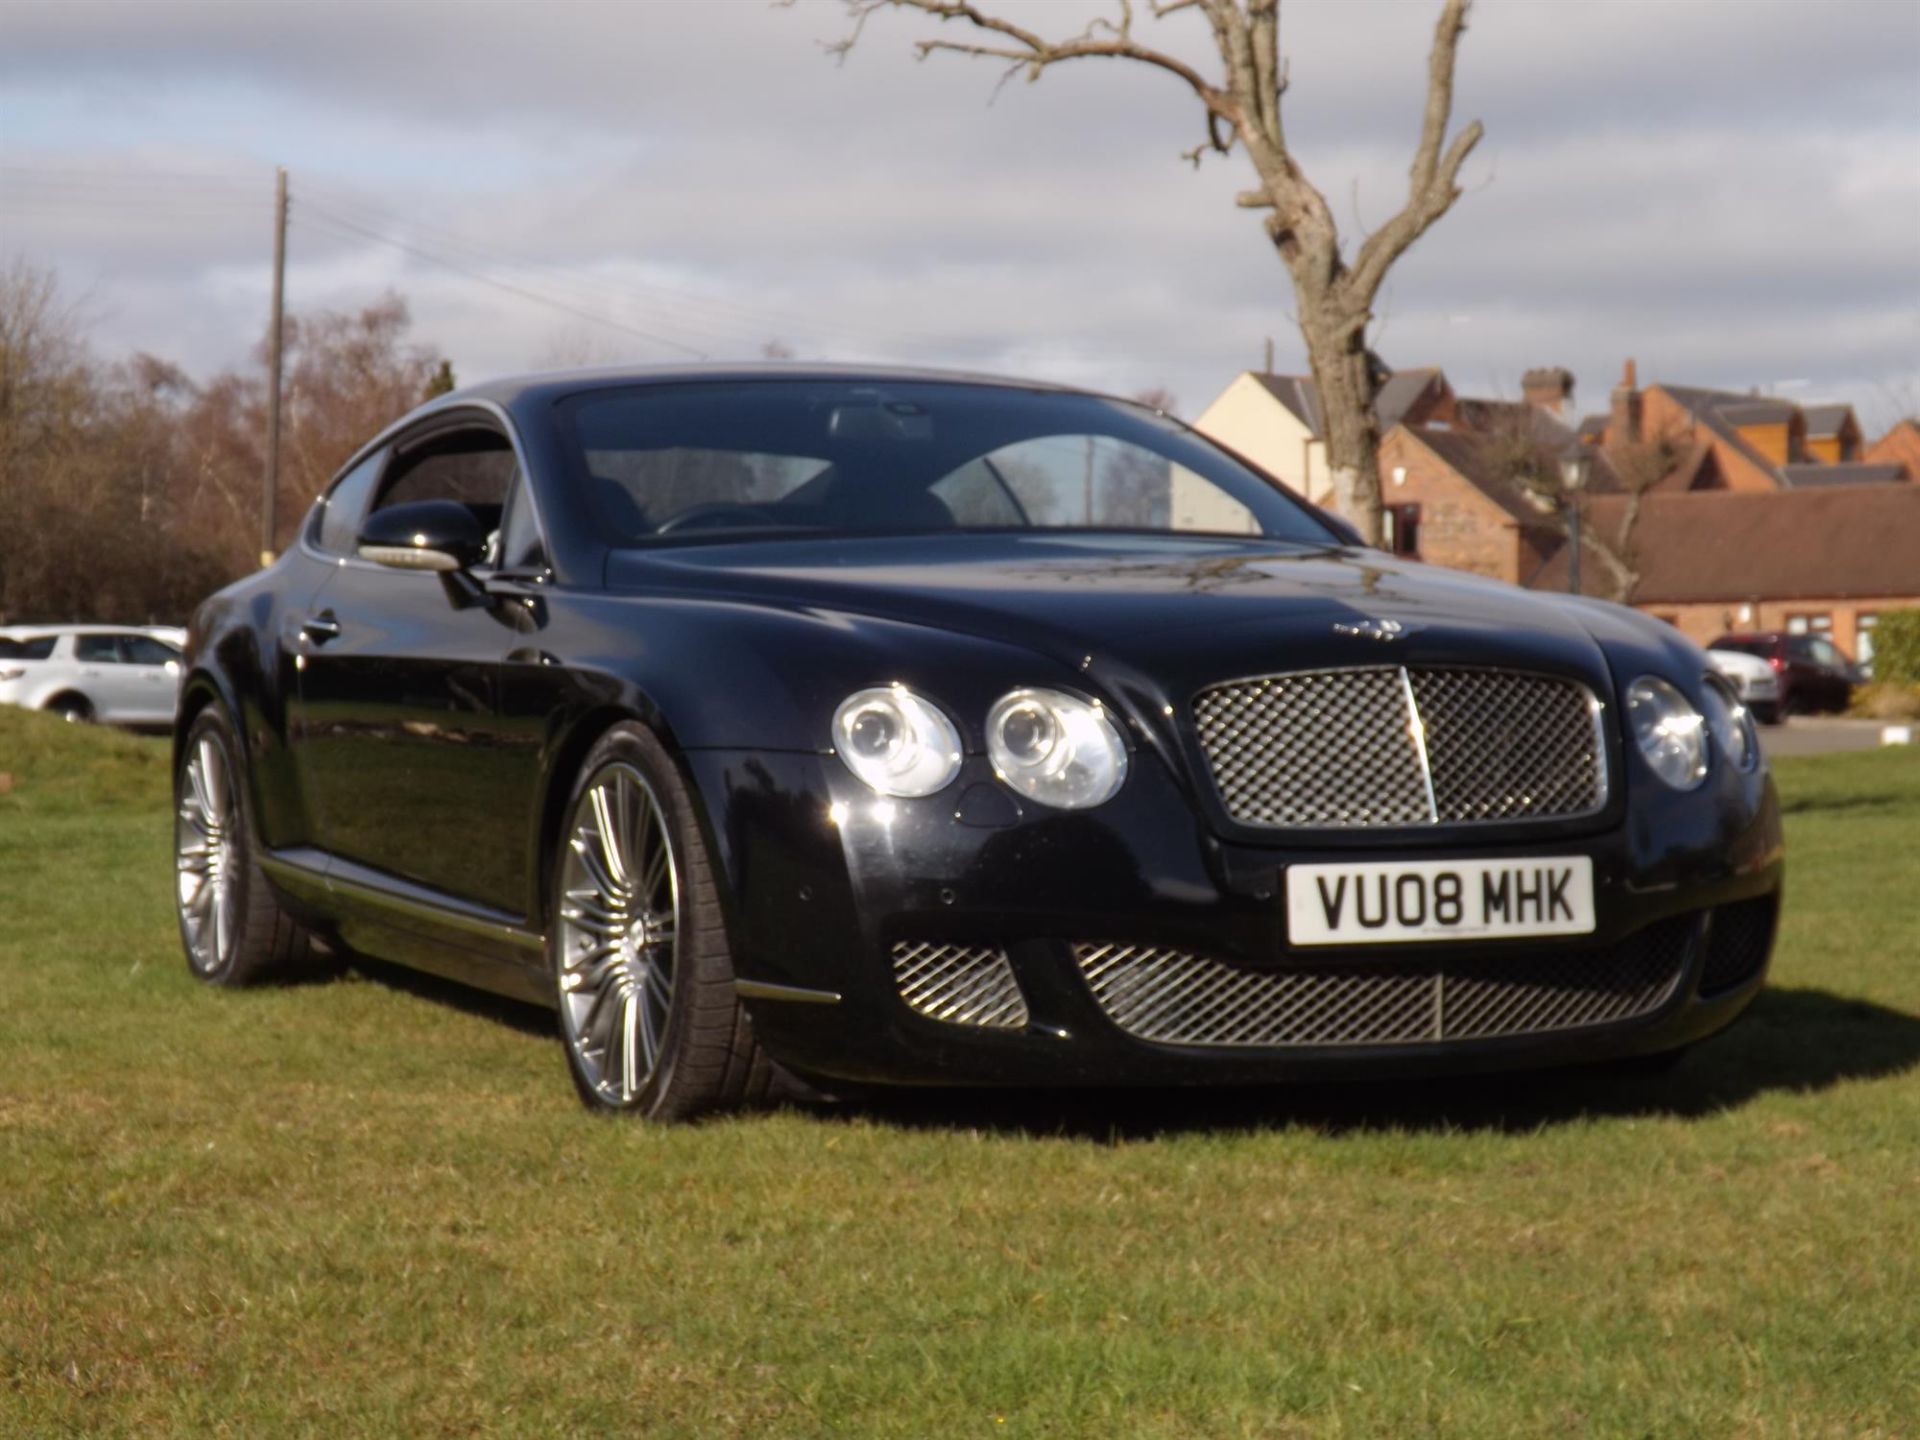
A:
[1759,716,1916,758]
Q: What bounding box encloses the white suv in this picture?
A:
[0,625,185,726]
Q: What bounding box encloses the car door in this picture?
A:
[115,633,183,724]
[70,633,145,721]
[288,416,538,912]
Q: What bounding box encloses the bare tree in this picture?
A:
[824,0,1483,544]
[1476,406,1686,602]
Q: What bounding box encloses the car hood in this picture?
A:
[608,532,1621,701]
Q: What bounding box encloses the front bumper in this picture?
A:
[686,745,1785,1088]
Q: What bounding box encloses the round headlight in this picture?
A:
[986,688,1128,809]
[1701,676,1758,773]
[1626,676,1708,790]
[832,686,962,798]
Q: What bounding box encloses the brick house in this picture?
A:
[1195,366,1455,505]
[1192,361,1916,659]
[1375,425,1562,585]
[1578,362,1912,493]
[1529,486,1920,667]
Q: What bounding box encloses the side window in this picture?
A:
[120,635,181,666]
[74,635,122,664]
[373,427,516,545]
[313,453,384,557]
[496,469,548,571]
[930,461,1027,526]
[0,635,57,660]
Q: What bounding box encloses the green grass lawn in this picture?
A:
[3,707,1916,1438]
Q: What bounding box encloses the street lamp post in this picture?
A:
[1558,448,1593,595]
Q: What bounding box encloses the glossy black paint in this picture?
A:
[178,365,1784,1090]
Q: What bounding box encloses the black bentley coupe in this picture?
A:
[173,366,1784,1118]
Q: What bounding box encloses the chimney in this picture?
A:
[1610,358,1642,444]
[1522,366,1575,417]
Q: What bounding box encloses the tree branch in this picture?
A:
[840,0,1232,120]
[1345,0,1482,304]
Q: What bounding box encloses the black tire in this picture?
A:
[1751,703,1781,727]
[174,706,316,986]
[549,722,774,1121]
[47,694,93,723]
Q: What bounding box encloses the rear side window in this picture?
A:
[74,635,121,663]
[314,453,384,557]
[120,635,181,666]
[0,635,56,660]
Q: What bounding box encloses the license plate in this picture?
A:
[1286,857,1595,947]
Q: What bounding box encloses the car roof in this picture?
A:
[426,362,1103,413]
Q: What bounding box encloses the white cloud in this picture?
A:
[2,0,1915,430]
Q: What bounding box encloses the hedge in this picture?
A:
[1872,609,1920,684]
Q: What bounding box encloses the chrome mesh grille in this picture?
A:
[1074,917,1692,1048]
[891,941,1029,1029]
[1193,666,1605,828]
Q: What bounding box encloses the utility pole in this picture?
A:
[261,165,288,567]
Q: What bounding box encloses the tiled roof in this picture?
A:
[1529,485,1920,602]
[1655,385,1792,487]
[1714,399,1797,426]
[1779,462,1908,488]
[1249,367,1441,436]
[1250,373,1320,432]
[1402,427,1576,527]
[1802,403,1855,437]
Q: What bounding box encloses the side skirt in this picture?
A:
[259,848,554,1009]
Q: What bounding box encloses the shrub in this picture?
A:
[1871,609,1920,684]
[1848,681,1920,721]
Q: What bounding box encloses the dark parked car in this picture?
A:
[173,367,1784,1119]
[1708,631,1861,716]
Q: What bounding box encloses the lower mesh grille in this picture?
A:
[1699,896,1777,996]
[1074,917,1695,1048]
[891,941,1029,1029]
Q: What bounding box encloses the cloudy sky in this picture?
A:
[4,0,1917,430]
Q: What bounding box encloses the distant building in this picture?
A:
[1529,486,1920,666]
[1574,361,1911,493]
[1194,366,1453,506]
[1192,358,1916,660]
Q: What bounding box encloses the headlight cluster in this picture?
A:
[832,684,1127,809]
[1626,675,1710,790]
[831,687,963,799]
[1700,676,1759,774]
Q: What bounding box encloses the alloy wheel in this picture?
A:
[556,762,681,1107]
[176,735,238,974]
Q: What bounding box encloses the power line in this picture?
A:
[293,205,710,360]
[294,181,963,355]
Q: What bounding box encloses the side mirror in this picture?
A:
[357,500,488,574]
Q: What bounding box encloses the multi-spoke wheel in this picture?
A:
[177,729,239,976]
[551,723,774,1119]
[174,707,314,986]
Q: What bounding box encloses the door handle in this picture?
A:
[300,611,342,645]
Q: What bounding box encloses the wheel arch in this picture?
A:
[40,689,94,718]
[531,700,717,935]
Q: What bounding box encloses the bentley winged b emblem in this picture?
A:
[1332,617,1424,643]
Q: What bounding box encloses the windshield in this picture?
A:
[560,380,1335,546]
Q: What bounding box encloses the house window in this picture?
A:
[1859,613,1879,675]
[1385,503,1421,557]
[1785,613,1831,636]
